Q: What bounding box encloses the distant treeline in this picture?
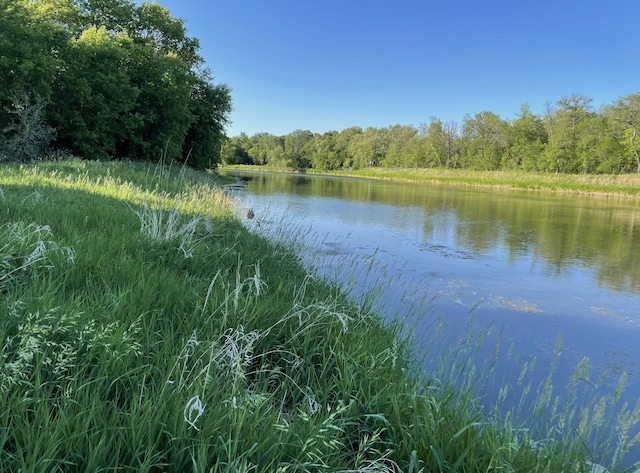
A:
[224,93,640,174]
[0,0,231,169]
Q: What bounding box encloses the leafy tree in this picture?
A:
[26,0,78,27]
[246,133,285,166]
[575,115,625,174]
[383,125,419,167]
[118,2,228,164]
[606,92,640,173]
[182,77,232,169]
[308,131,342,170]
[348,127,389,169]
[50,27,138,159]
[402,133,427,169]
[1,0,231,166]
[421,118,460,168]
[114,32,194,161]
[223,94,640,176]
[508,104,547,171]
[132,2,201,67]
[283,130,314,171]
[73,0,135,34]
[221,136,251,165]
[263,135,286,165]
[334,126,362,169]
[461,111,508,170]
[0,0,67,110]
[543,95,594,173]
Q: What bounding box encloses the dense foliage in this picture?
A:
[0,0,232,169]
[224,94,640,174]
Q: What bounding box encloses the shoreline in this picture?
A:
[1,159,635,471]
[221,165,640,199]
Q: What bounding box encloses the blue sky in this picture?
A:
[154,0,640,137]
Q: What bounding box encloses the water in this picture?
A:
[224,170,640,466]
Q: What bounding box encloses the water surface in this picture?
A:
[225,170,640,463]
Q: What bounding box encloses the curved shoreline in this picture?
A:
[221,165,640,199]
[2,160,636,471]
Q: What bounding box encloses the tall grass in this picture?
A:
[1,158,638,471]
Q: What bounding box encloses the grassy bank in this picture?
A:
[223,165,640,198]
[0,159,636,471]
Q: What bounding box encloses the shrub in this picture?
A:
[0,93,56,162]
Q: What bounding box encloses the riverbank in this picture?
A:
[223,164,640,198]
[0,159,630,471]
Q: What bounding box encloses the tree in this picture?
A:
[73,0,135,34]
[461,111,508,170]
[508,104,547,171]
[221,136,250,165]
[348,127,389,169]
[182,77,232,169]
[542,94,594,173]
[26,0,79,27]
[132,2,201,67]
[606,92,640,173]
[334,127,362,169]
[0,0,67,111]
[383,125,419,167]
[421,118,460,168]
[308,131,342,170]
[50,27,138,159]
[575,116,623,173]
[1,0,232,165]
[245,133,285,166]
[283,130,314,171]
[119,2,229,163]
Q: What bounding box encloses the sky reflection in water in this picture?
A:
[228,171,640,465]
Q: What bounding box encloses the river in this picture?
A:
[224,170,640,467]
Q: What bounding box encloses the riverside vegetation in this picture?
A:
[222,164,640,197]
[222,94,640,176]
[1,159,639,472]
[0,0,232,169]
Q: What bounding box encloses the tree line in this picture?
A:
[0,0,231,169]
[223,93,640,174]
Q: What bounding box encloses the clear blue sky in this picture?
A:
[154,0,639,137]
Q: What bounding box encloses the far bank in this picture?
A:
[222,165,640,198]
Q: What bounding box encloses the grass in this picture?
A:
[223,164,640,198]
[1,158,639,472]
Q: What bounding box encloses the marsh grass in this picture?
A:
[1,158,638,471]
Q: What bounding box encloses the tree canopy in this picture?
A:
[224,91,640,175]
[0,0,232,168]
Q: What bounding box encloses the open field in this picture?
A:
[1,159,637,471]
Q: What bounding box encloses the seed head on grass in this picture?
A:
[184,395,205,431]
[0,222,75,290]
[216,325,262,384]
[131,202,204,258]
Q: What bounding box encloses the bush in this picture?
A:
[0,93,56,162]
